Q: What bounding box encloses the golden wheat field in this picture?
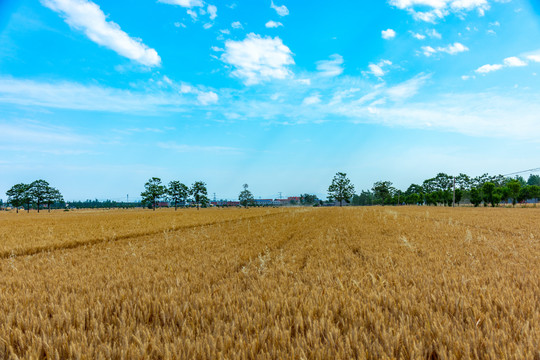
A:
[0,207,539,359]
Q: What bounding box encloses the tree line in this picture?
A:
[5,180,64,213]
[141,177,209,210]
[346,173,540,207]
[4,172,539,212]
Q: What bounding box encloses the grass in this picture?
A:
[0,207,539,359]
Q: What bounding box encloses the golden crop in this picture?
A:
[0,207,539,359]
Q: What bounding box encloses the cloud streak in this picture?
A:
[0,77,217,112]
[41,0,161,66]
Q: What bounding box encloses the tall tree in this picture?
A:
[328,172,355,207]
[191,181,209,210]
[470,188,483,207]
[455,173,472,191]
[44,186,64,212]
[527,174,540,186]
[6,183,30,213]
[239,184,255,208]
[141,177,166,211]
[372,181,393,206]
[507,180,521,207]
[29,179,50,213]
[482,182,497,207]
[167,181,189,210]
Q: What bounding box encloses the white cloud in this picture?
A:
[503,56,527,67]
[270,1,289,16]
[381,29,396,39]
[207,4,217,20]
[158,0,203,7]
[265,20,283,28]
[367,60,392,77]
[203,23,213,29]
[221,33,295,85]
[231,21,243,29]
[475,63,503,73]
[174,22,186,28]
[316,54,344,77]
[302,94,321,105]
[439,42,468,54]
[41,0,161,67]
[422,42,468,56]
[527,55,540,63]
[197,91,218,105]
[389,0,491,21]
[411,32,426,40]
[474,56,528,75]
[421,46,437,56]
[427,29,442,39]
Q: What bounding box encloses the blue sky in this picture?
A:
[1,0,540,201]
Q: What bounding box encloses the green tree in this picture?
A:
[6,183,30,213]
[239,184,255,208]
[327,172,355,207]
[167,181,189,210]
[470,188,483,207]
[527,174,540,186]
[507,180,521,207]
[500,186,511,204]
[514,175,527,186]
[455,173,472,191]
[372,181,393,206]
[29,179,50,213]
[482,182,496,207]
[191,181,209,210]
[530,185,540,203]
[454,188,463,205]
[141,177,166,211]
[300,194,317,205]
[44,186,63,212]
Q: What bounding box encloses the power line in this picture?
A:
[502,167,540,177]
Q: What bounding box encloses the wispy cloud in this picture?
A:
[0,77,217,112]
[157,141,243,154]
[158,0,204,6]
[422,42,468,56]
[41,0,161,67]
[389,0,490,22]
[0,121,92,145]
[316,54,344,77]
[270,1,289,16]
[367,60,392,78]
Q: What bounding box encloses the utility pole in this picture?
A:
[452,177,456,207]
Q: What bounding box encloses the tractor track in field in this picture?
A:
[0,210,299,260]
